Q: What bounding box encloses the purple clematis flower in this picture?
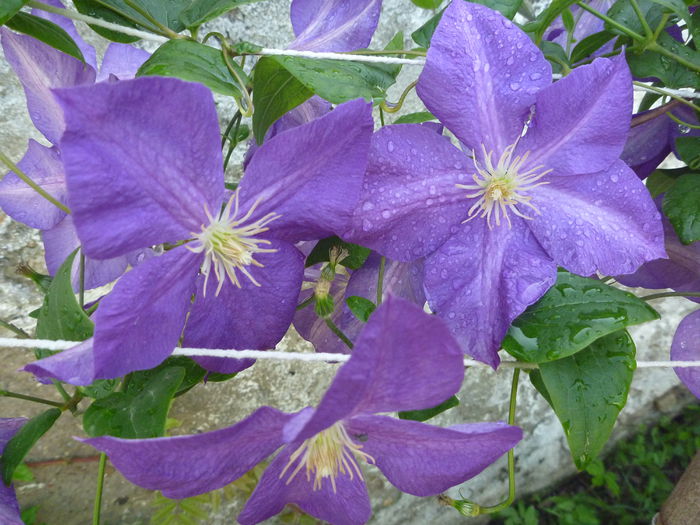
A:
[671,309,700,399]
[82,297,522,525]
[24,76,372,383]
[0,3,150,290]
[294,252,425,354]
[0,418,27,525]
[344,1,665,367]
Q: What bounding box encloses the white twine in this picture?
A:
[1,338,698,369]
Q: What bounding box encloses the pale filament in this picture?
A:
[279,422,376,493]
[456,143,551,229]
[188,190,281,296]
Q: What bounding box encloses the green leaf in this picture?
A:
[83,366,185,438]
[251,56,312,144]
[35,250,94,359]
[5,12,85,62]
[1,408,61,484]
[522,0,578,42]
[503,270,659,363]
[648,0,692,27]
[662,173,700,244]
[128,355,207,397]
[305,236,370,270]
[393,111,436,124]
[570,31,616,63]
[411,8,443,47]
[346,296,377,322]
[398,395,460,422]
[627,33,700,89]
[137,39,244,97]
[646,168,682,197]
[410,0,443,9]
[20,505,39,525]
[541,40,570,75]
[72,0,141,43]
[0,0,27,26]
[12,462,33,482]
[271,54,398,105]
[675,136,700,170]
[179,0,264,28]
[470,0,523,19]
[606,0,664,37]
[561,7,575,34]
[531,330,636,470]
[79,379,119,400]
[80,0,190,33]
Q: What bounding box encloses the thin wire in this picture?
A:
[2,338,699,369]
[257,47,423,65]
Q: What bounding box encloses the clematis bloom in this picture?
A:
[670,309,700,399]
[345,1,665,367]
[24,76,372,383]
[83,297,522,525]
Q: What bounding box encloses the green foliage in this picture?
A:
[522,0,578,43]
[675,136,700,170]
[305,236,371,270]
[626,33,700,89]
[5,12,85,62]
[0,0,27,26]
[72,0,142,43]
[410,0,443,9]
[398,395,460,422]
[469,0,523,19]
[1,408,61,484]
[646,167,685,197]
[137,39,246,97]
[35,250,94,359]
[346,296,376,322]
[179,0,264,28]
[530,331,636,470]
[503,270,658,363]
[662,173,700,244]
[410,8,443,47]
[393,111,436,124]
[606,0,665,37]
[570,31,616,63]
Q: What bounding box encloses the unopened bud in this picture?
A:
[314,293,334,318]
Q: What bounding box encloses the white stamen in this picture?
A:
[187,190,281,296]
[456,143,551,229]
[279,422,375,493]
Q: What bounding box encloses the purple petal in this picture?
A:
[31,0,97,70]
[183,240,305,373]
[239,98,373,243]
[528,161,666,276]
[343,124,471,261]
[56,77,224,258]
[42,215,129,290]
[238,445,371,525]
[0,418,27,525]
[622,111,675,179]
[83,406,292,499]
[23,339,95,386]
[0,140,66,229]
[295,296,464,441]
[547,1,615,56]
[417,1,551,153]
[671,309,700,398]
[347,415,521,496]
[289,0,381,52]
[0,28,96,145]
[424,219,557,367]
[96,43,150,82]
[0,418,26,447]
[519,55,632,175]
[90,247,199,379]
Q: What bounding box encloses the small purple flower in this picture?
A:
[0,418,27,525]
[25,76,372,383]
[0,4,150,290]
[671,309,700,398]
[344,2,665,367]
[83,297,521,525]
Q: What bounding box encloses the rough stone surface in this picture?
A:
[0,1,697,524]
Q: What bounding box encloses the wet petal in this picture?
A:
[183,240,305,373]
[0,28,96,144]
[0,140,66,229]
[347,415,521,496]
[344,124,471,261]
[83,406,292,499]
[238,445,371,525]
[239,98,373,243]
[289,0,381,52]
[424,219,557,367]
[90,247,199,379]
[671,309,700,399]
[529,161,666,276]
[417,1,551,153]
[23,339,95,386]
[56,77,225,258]
[96,42,150,82]
[520,55,632,176]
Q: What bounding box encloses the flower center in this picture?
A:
[279,422,375,493]
[456,143,551,229]
[188,190,280,296]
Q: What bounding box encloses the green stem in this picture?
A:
[652,13,670,42]
[641,291,700,301]
[379,106,385,127]
[221,110,241,148]
[632,82,700,113]
[380,80,418,114]
[296,295,315,311]
[92,453,107,525]
[325,318,354,350]
[647,41,700,74]
[91,0,160,34]
[376,256,386,306]
[0,319,30,338]
[223,113,243,170]
[344,49,426,57]
[575,1,645,42]
[666,111,700,130]
[79,251,86,309]
[0,151,71,215]
[629,0,654,39]
[0,389,64,408]
[53,381,73,404]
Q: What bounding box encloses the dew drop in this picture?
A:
[509,82,520,91]
[387,141,395,153]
